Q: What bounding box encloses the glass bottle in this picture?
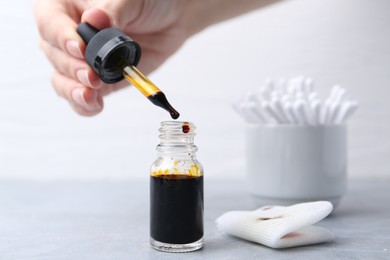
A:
[150,121,204,253]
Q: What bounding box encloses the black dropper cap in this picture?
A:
[77,23,141,83]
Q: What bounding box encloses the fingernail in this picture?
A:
[76,70,102,89]
[76,69,90,86]
[66,41,83,59]
[72,88,101,111]
[89,75,103,89]
[72,88,87,106]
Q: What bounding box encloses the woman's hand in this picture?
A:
[34,0,188,116]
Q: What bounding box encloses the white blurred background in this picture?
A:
[0,0,389,181]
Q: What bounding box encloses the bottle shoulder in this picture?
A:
[151,157,203,177]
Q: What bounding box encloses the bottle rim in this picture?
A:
[159,121,196,136]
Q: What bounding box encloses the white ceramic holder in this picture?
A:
[246,124,347,208]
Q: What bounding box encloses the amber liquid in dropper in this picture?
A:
[123,65,180,119]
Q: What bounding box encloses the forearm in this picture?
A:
[183,0,281,36]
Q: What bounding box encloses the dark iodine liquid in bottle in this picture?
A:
[150,174,204,244]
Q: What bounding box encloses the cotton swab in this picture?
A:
[328,85,340,102]
[319,100,331,125]
[270,98,290,124]
[310,99,322,125]
[262,101,284,124]
[302,99,314,125]
[233,76,358,126]
[334,101,358,124]
[292,100,306,125]
[327,102,340,125]
[333,88,347,104]
[308,92,318,102]
[340,101,358,123]
[283,101,298,124]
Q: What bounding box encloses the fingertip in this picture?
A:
[69,102,103,117]
[77,68,103,89]
[97,94,104,110]
[81,8,111,29]
[71,87,103,113]
[66,40,84,59]
[82,87,98,104]
[87,69,103,89]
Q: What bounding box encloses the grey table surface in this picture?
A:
[0,180,389,260]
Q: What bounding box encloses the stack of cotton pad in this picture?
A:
[216,201,334,249]
[233,76,358,125]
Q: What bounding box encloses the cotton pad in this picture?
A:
[216,201,334,248]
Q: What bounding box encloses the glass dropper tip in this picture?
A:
[123,65,180,119]
[170,110,180,120]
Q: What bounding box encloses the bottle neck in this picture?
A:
[157,121,197,158]
[157,145,198,159]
